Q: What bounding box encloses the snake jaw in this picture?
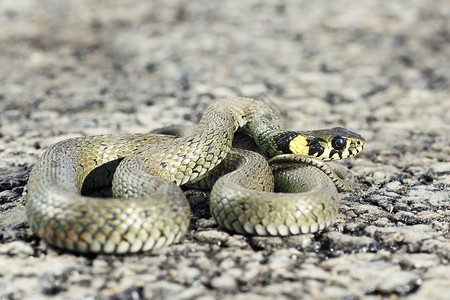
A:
[320,137,366,161]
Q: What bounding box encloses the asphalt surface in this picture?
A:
[0,1,449,299]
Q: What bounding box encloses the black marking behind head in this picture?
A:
[307,138,326,157]
[273,131,300,153]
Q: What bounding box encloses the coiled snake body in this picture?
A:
[26,98,365,254]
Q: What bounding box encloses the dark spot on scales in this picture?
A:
[307,138,325,157]
[160,162,168,168]
[273,131,300,153]
[329,149,342,159]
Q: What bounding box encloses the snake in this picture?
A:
[26,97,366,254]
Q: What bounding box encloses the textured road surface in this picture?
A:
[0,1,449,299]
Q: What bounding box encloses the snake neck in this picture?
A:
[194,97,285,156]
[212,98,289,158]
[252,128,300,158]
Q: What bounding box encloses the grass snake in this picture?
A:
[26,97,366,254]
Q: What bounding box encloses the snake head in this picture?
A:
[286,127,366,161]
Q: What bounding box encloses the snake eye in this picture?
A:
[331,136,346,150]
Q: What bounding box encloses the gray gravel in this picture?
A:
[1,0,449,299]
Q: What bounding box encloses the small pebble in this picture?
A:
[210,274,237,291]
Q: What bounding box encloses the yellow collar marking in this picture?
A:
[288,135,310,156]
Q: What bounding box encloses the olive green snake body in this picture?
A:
[26,98,365,254]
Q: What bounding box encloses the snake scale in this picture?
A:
[26,97,366,254]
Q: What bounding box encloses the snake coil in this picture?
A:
[26,98,365,254]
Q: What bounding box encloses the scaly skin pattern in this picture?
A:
[26,97,366,254]
[210,152,355,236]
